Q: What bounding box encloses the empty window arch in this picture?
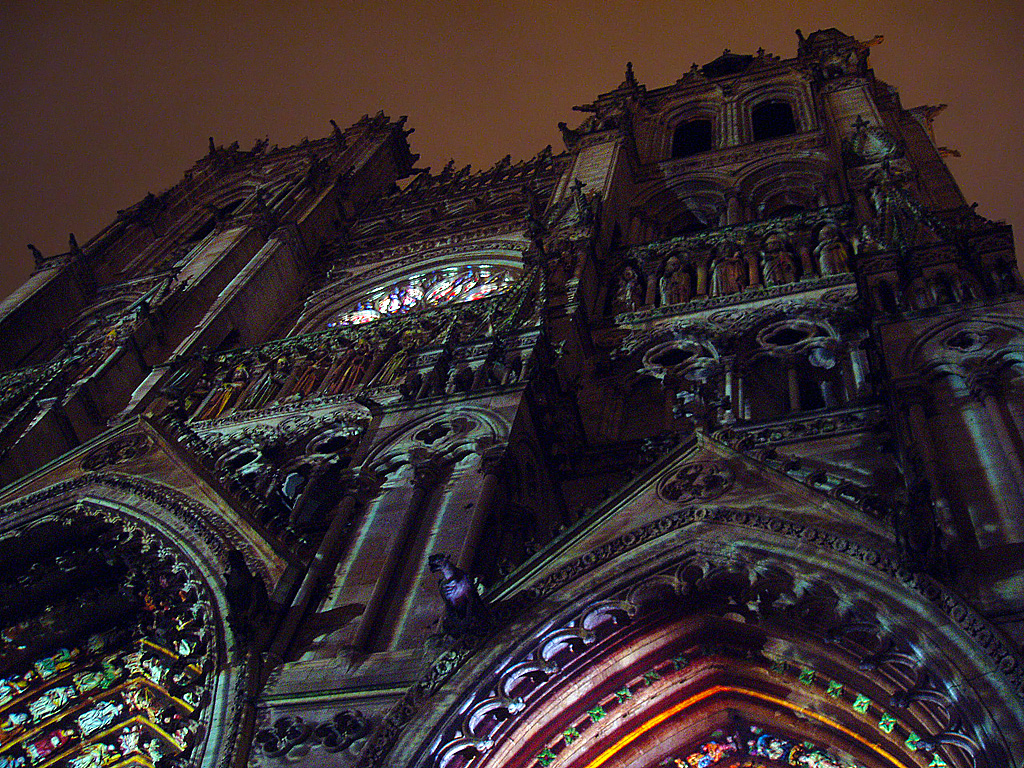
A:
[672,118,713,158]
[752,100,797,141]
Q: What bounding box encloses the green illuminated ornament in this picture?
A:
[878,713,896,733]
[535,747,557,767]
[798,668,815,686]
[615,687,632,702]
[852,694,871,713]
[562,727,579,745]
[826,680,843,697]
[588,705,606,722]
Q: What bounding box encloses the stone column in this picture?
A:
[457,445,507,570]
[899,388,949,504]
[726,191,743,226]
[739,364,752,421]
[352,460,440,653]
[722,367,737,424]
[787,363,801,413]
[928,370,1024,548]
[265,469,377,667]
[999,361,1024,449]
[645,269,658,309]
[695,255,709,297]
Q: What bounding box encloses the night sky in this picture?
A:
[2,1,1022,301]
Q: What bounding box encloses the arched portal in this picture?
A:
[381,506,1024,768]
[0,474,276,768]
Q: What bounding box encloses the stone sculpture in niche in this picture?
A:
[760,233,797,286]
[814,223,851,275]
[710,244,747,295]
[613,264,643,312]
[659,255,692,306]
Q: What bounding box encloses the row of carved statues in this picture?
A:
[612,224,852,312]
[175,328,531,422]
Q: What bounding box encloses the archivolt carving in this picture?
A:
[0,473,283,589]
[0,485,258,768]
[366,506,1024,768]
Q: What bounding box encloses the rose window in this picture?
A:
[326,264,520,327]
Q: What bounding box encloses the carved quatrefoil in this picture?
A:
[657,460,735,503]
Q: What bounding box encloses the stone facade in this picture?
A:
[0,27,1021,768]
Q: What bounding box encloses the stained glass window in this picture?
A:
[326,264,519,327]
[667,727,863,768]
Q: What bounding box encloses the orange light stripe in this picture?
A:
[579,685,914,768]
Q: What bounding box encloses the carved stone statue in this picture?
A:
[814,223,851,275]
[428,553,489,637]
[659,255,691,306]
[224,550,268,640]
[760,233,797,286]
[710,244,746,296]
[613,265,643,312]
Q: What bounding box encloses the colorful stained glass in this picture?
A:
[675,735,739,767]
[328,264,519,326]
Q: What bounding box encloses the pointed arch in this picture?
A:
[378,507,1024,768]
[0,473,285,768]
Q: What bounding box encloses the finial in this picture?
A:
[624,61,638,88]
[27,244,44,268]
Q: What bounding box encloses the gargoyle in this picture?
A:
[428,553,489,638]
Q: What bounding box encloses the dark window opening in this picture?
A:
[672,119,714,158]
[767,203,806,219]
[752,101,797,141]
[798,377,827,411]
[668,210,710,236]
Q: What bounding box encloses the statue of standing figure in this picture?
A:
[710,244,747,296]
[760,233,797,286]
[814,223,851,275]
[613,264,643,312]
[659,255,692,306]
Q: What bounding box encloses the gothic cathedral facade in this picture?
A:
[0,28,1021,768]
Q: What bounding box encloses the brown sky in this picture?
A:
[1,1,1022,301]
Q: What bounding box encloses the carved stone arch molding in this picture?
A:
[361,407,511,476]
[897,314,1024,380]
[0,473,288,768]
[736,157,833,218]
[733,76,817,142]
[655,97,726,159]
[375,507,1024,768]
